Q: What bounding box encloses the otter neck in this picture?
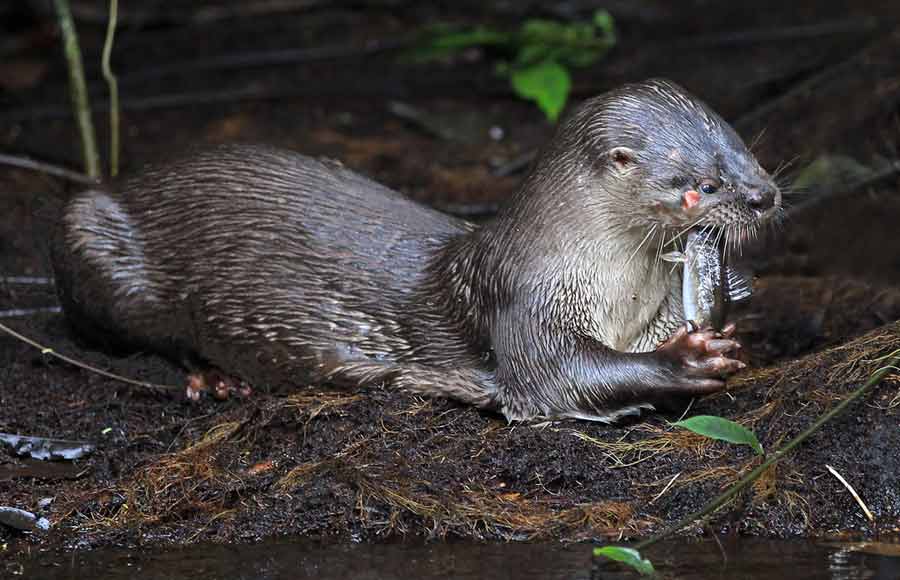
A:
[434,167,674,352]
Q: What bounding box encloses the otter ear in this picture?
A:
[608,146,636,171]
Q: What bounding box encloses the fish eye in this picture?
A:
[698,179,720,194]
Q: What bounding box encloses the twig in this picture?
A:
[825,464,875,523]
[0,321,177,394]
[53,0,101,179]
[0,276,55,285]
[120,40,407,84]
[67,0,326,25]
[0,307,62,318]
[684,18,879,48]
[0,153,98,185]
[192,0,327,23]
[101,0,120,177]
[633,348,900,551]
[648,472,681,505]
[7,85,308,122]
[786,160,900,217]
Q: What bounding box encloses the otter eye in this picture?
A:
[698,179,720,195]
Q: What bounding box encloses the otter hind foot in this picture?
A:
[186,369,252,401]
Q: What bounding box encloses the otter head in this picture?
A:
[562,78,781,250]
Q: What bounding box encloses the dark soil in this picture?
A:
[1,0,899,555]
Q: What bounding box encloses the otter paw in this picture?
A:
[657,323,745,394]
[185,370,252,401]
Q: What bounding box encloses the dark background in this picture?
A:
[1,0,899,551]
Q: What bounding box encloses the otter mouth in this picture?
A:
[691,193,782,253]
[654,187,781,258]
[689,223,752,254]
[669,222,749,259]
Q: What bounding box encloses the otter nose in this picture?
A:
[745,185,778,213]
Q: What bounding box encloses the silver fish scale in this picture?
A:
[682,230,726,330]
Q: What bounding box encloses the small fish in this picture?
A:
[663,230,752,331]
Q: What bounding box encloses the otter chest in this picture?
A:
[576,261,675,352]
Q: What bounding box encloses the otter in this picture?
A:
[51,79,781,422]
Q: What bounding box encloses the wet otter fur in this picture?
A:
[52,79,781,421]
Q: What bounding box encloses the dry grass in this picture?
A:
[354,475,640,540]
[571,419,745,469]
[734,323,900,393]
[62,323,900,542]
[282,391,363,419]
[74,420,245,532]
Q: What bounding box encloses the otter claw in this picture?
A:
[705,338,740,354]
[691,356,746,376]
[720,322,737,338]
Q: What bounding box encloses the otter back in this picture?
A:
[52,144,487,393]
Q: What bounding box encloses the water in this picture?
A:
[8,538,900,580]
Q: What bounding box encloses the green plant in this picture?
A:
[593,546,655,576]
[101,0,120,177]
[594,349,900,575]
[53,0,100,178]
[412,11,616,121]
[673,415,764,455]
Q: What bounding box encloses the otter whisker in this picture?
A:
[654,223,667,266]
[664,216,706,247]
[772,154,801,180]
[749,126,767,153]
[713,225,724,255]
[623,224,658,267]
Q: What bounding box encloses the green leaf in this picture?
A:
[593,546,655,576]
[408,26,509,63]
[673,415,764,455]
[515,43,553,68]
[510,60,570,122]
[593,9,616,38]
[563,46,603,67]
[520,19,565,40]
[430,27,508,50]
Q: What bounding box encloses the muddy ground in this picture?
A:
[1,0,899,556]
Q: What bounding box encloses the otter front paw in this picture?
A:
[657,322,745,395]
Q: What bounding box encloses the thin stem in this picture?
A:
[101,0,120,177]
[0,153,98,185]
[634,349,900,551]
[0,321,177,395]
[53,0,101,179]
